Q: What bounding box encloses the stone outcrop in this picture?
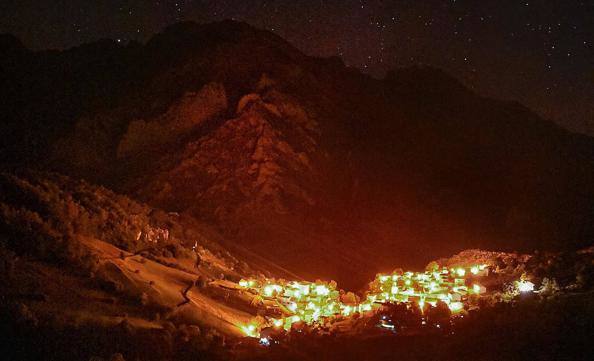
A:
[138,87,319,229]
[117,82,227,158]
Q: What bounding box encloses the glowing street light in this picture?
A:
[516,280,535,293]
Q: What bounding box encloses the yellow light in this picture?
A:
[391,285,399,294]
[342,305,353,316]
[312,309,321,321]
[436,293,448,301]
[239,279,249,288]
[452,286,467,293]
[299,284,310,295]
[263,285,275,296]
[470,266,479,275]
[516,280,535,293]
[240,322,259,338]
[473,284,481,293]
[456,268,466,277]
[272,319,284,328]
[359,303,372,312]
[405,279,412,286]
[448,302,464,313]
[315,285,330,296]
[403,288,415,296]
[379,275,389,283]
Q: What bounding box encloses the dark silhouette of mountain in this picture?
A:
[1,20,593,288]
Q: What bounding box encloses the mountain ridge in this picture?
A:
[1,20,593,288]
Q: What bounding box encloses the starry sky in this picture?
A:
[1,1,592,135]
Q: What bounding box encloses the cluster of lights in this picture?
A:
[516,279,535,293]
[238,279,345,333]
[237,264,493,338]
[364,265,488,314]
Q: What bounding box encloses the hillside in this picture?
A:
[1,172,593,361]
[0,170,279,360]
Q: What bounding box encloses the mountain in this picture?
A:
[1,20,594,288]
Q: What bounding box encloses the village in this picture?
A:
[223,262,536,345]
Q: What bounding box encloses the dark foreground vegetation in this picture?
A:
[242,295,594,361]
[1,292,593,361]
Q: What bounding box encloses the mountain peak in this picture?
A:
[146,20,295,56]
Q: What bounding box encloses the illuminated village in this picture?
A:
[236,263,536,342]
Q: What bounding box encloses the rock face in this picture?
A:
[117,82,228,159]
[139,90,318,222]
[2,20,594,288]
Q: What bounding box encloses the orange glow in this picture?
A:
[236,264,490,338]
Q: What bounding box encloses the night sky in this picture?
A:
[1,1,592,135]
